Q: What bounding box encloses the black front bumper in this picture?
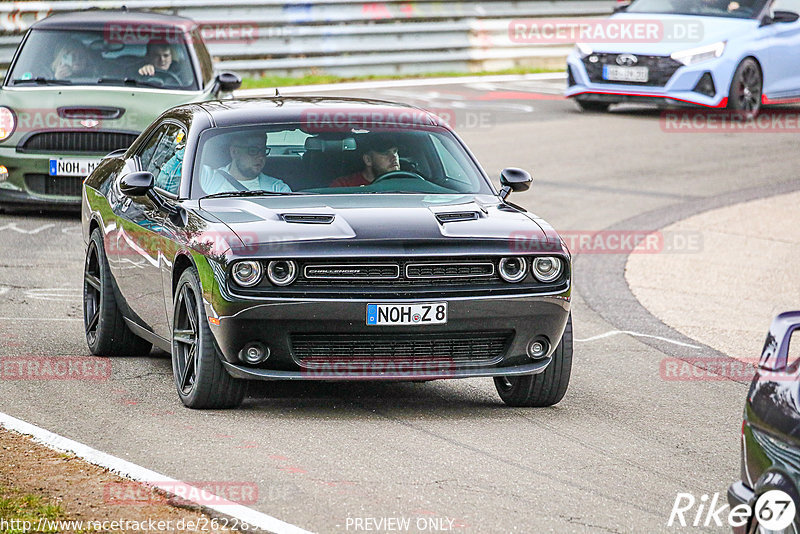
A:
[205,292,571,381]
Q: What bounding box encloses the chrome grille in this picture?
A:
[304,264,399,280]
[292,331,512,368]
[293,258,503,286]
[406,262,494,279]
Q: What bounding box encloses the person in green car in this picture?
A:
[50,40,94,80]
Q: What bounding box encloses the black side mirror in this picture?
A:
[774,10,799,22]
[120,171,154,196]
[613,3,629,13]
[762,10,799,25]
[215,71,242,94]
[499,167,532,200]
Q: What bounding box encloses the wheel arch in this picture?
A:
[726,55,764,94]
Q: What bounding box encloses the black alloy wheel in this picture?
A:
[728,58,763,116]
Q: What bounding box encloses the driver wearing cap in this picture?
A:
[329,133,400,187]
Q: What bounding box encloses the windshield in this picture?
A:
[7,29,198,90]
[191,123,494,197]
[626,0,767,18]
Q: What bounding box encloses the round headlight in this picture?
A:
[232,261,263,287]
[0,107,16,141]
[498,257,527,283]
[267,260,297,286]
[532,257,563,283]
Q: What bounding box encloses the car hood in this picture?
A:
[579,13,758,55]
[0,85,206,141]
[197,194,557,256]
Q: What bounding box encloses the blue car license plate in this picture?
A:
[366,303,447,326]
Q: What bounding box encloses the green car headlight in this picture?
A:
[0,107,16,141]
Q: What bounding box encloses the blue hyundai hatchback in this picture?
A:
[566,0,800,114]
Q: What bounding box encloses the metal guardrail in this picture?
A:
[0,0,614,77]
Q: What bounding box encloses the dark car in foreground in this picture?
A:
[81,97,573,409]
[729,312,800,534]
[0,9,240,210]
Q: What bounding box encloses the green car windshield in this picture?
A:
[7,29,198,90]
[191,123,495,197]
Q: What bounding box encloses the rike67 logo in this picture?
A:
[668,490,796,530]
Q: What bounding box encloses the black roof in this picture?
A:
[31,9,196,31]
[193,97,446,128]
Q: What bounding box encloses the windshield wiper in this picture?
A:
[201,190,309,199]
[11,77,72,86]
[96,77,164,89]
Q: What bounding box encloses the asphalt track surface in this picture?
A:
[2,77,799,533]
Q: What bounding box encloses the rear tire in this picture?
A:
[172,268,246,409]
[576,99,610,112]
[83,228,152,356]
[494,314,573,407]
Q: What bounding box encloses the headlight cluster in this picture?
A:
[670,41,726,66]
[231,260,298,287]
[0,107,16,141]
[498,256,564,283]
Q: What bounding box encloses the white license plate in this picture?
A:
[366,302,447,326]
[603,65,649,83]
[49,158,101,177]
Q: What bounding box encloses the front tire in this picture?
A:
[494,314,573,407]
[83,228,152,356]
[728,58,762,117]
[172,268,246,409]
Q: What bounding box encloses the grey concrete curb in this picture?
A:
[578,178,800,385]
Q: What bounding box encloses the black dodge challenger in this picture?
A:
[81,97,573,409]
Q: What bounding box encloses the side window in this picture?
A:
[137,123,186,196]
[191,30,214,86]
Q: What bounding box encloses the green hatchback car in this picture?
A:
[0,9,241,210]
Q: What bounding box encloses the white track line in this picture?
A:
[575,330,702,349]
[237,72,566,96]
[0,317,82,321]
[0,411,313,534]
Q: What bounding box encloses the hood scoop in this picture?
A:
[435,211,480,223]
[280,213,335,224]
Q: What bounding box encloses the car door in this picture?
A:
[112,121,187,341]
[764,0,800,97]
